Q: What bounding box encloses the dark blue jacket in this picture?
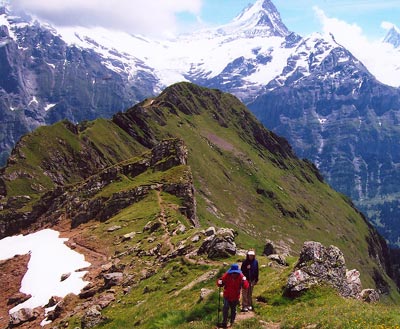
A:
[241,256,259,283]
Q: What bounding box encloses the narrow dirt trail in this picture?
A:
[156,190,175,253]
[213,311,281,329]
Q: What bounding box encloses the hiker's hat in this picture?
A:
[247,250,255,256]
[227,264,241,274]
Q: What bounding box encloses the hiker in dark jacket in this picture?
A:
[240,250,259,311]
[217,264,249,328]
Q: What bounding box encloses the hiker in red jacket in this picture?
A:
[217,264,249,328]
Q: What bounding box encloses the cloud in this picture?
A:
[313,6,367,45]
[12,0,203,37]
[315,1,400,12]
[381,21,400,33]
[314,7,400,87]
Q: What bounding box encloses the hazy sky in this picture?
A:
[11,0,400,40]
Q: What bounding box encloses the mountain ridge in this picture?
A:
[0,82,399,327]
[2,0,400,248]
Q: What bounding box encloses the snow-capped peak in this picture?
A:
[218,0,290,38]
[384,25,400,48]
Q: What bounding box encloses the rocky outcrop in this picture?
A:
[248,43,400,247]
[198,228,237,258]
[81,305,107,329]
[360,289,380,303]
[267,254,288,267]
[0,139,198,238]
[263,239,276,256]
[0,8,159,167]
[286,241,379,301]
[9,308,39,327]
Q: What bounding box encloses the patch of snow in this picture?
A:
[0,229,90,314]
[46,62,56,69]
[0,13,16,40]
[28,96,38,106]
[44,103,56,111]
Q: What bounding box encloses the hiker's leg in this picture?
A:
[230,300,238,324]
[222,298,229,325]
[242,285,251,308]
[249,281,254,308]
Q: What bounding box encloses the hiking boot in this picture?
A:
[219,323,227,328]
[248,306,253,311]
[241,307,248,312]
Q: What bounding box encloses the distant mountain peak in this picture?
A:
[384,25,400,48]
[222,0,290,38]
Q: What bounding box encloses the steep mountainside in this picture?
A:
[0,0,341,164]
[2,0,400,248]
[0,6,158,165]
[248,38,400,246]
[0,83,396,303]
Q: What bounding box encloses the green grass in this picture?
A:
[2,82,400,327]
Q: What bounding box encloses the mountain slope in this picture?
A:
[0,83,396,305]
[248,35,400,246]
[0,6,159,165]
[2,0,400,249]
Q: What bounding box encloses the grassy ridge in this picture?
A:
[0,82,399,327]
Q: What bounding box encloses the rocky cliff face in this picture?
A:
[0,137,197,238]
[2,2,400,249]
[0,6,158,165]
[0,82,396,297]
[0,82,398,327]
[248,40,400,246]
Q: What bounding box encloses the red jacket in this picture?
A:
[217,272,249,301]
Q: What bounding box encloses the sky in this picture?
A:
[7,0,400,87]
[10,0,400,41]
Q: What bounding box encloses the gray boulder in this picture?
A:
[268,254,288,266]
[205,226,216,236]
[191,235,200,243]
[81,305,107,329]
[286,241,363,298]
[9,308,37,327]
[121,232,135,242]
[7,292,31,307]
[97,293,116,309]
[360,289,380,303]
[263,239,276,256]
[60,272,71,281]
[107,225,122,232]
[200,288,214,301]
[198,228,236,259]
[103,272,123,288]
[343,269,362,298]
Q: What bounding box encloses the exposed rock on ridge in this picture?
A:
[0,138,198,238]
[286,241,380,302]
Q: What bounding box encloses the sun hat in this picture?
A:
[247,250,255,256]
[227,264,242,274]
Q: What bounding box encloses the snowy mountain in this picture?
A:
[53,0,296,103]
[0,6,159,164]
[248,32,400,246]
[384,25,400,48]
[2,0,400,245]
[0,0,304,164]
